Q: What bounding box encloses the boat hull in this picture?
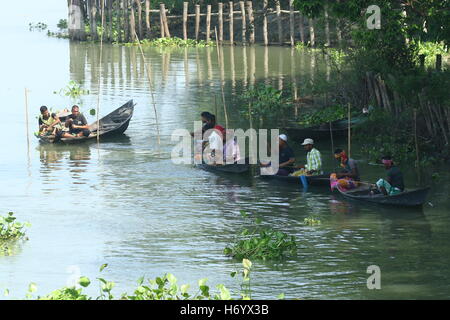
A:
[337,186,430,207]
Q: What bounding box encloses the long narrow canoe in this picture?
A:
[37,100,135,144]
[336,185,430,207]
[259,173,331,186]
[284,116,368,140]
[195,162,251,174]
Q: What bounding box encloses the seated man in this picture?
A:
[203,124,224,165]
[38,106,62,136]
[292,138,322,176]
[374,156,404,195]
[62,105,91,138]
[191,111,213,137]
[260,134,295,176]
[330,148,360,190]
[223,129,241,164]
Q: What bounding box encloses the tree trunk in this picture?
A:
[145,0,151,39]
[88,0,98,40]
[324,4,330,46]
[134,0,142,39]
[299,14,305,43]
[308,18,315,47]
[130,0,136,41]
[263,0,268,46]
[289,0,295,47]
[124,0,129,42]
[117,0,122,42]
[68,0,86,41]
[247,1,254,45]
[107,0,113,42]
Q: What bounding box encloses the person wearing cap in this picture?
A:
[297,138,322,175]
[261,134,295,176]
[373,156,404,195]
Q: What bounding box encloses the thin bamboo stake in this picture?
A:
[206,5,212,42]
[247,1,255,45]
[195,5,200,41]
[229,2,234,45]
[263,0,268,46]
[134,31,161,145]
[289,0,295,47]
[183,2,188,40]
[96,0,105,144]
[218,3,224,43]
[215,27,229,129]
[277,4,282,45]
[347,103,351,158]
[240,1,246,44]
[24,88,30,154]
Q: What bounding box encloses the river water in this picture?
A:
[0,26,449,300]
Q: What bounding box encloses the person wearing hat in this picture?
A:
[295,138,322,175]
[260,134,295,176]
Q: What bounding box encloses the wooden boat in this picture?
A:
[259,173,330,186]
[195,161,251,174]
[37,100,135,144]
[283,116,368,140]
[336,184,430,207]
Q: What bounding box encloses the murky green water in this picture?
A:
[1,27,449,300]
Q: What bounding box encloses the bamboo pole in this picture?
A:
[229,2,234,45]
[230,45,236,88]
[134,30,161,145]
[159,4,165,38]
[276,3,282,45]
[215,27,229,129]
[247,1,255,45]
[414,109,420,168]
[96,0,105,144]
[263,0,268,46]
[135,0,143,39]
[347,103,351,158]
[195,4,200,41]
[289,0,295,47]
[24,88,30,153]
[324,4,330,46]
[309,18,315,47]
[183,2,188,40]
[240,1,246,44]
[206,5,212,42]
[218,2,224,43]
[162,3,170,37]
[145,0,151,38]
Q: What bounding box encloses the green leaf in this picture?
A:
[99,264,108,272]
[166,273,177,285]
[28,282,37,293]
[242,259,252,270]
[78,276,91,288]
[90,109,96,116]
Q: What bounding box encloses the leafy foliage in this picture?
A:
[123,37,214,48]
[224,211,297,261]
[240,85,291,121]
[21,261,256,300]
[0,212,30,256]
[54,81,89,102]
